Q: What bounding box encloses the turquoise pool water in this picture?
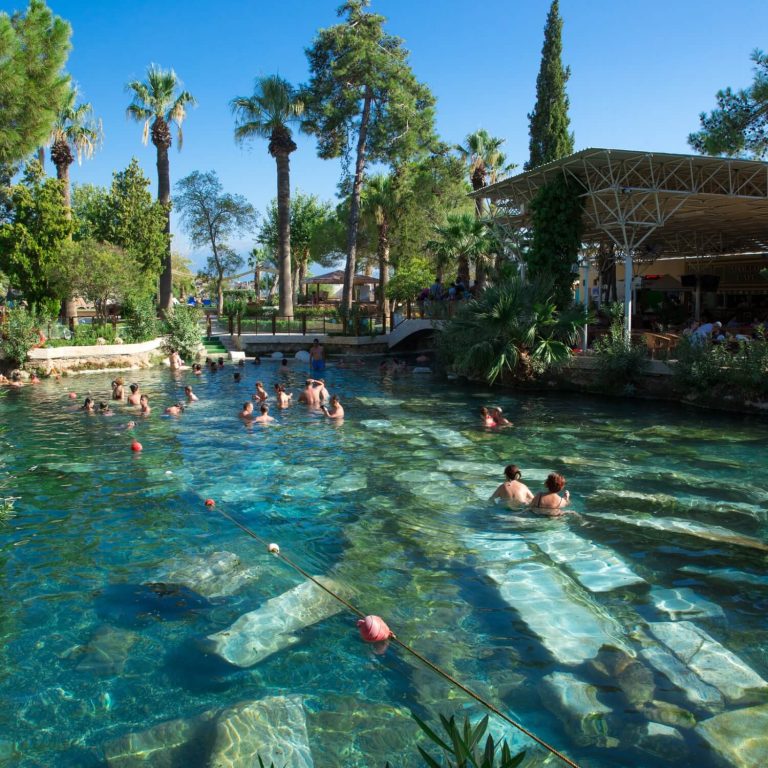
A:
[1,363,767,767]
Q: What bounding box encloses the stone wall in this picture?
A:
[24,338,165,375]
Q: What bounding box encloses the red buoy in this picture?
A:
[130,439,142,452]
[357,615,393,643]
[205,499,215,508]
[68,392,77,399]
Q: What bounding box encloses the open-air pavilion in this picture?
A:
[474,148,768,335]
[302,270,379,303]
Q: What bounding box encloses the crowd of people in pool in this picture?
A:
[4,335,570,518]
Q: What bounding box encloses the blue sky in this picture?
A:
[4,0,768,271]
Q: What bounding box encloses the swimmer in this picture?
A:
[111,378,125,400]
[240,401,254,419]
[168,349,183,370]
[124,420,136,430]
[253,381,268,402]
[253,403,275,424]
[99,401,114,416]
[309,338,325,374]
[7,371,23,388]
[252,354,261,365]
[315,378,329,402]
[490,464,534,505]
[299,379,319,406]
[81,397,95,412]
[530,473,570,517]
[233,371,241,383]
[0,373,8,385]
[184,385,198,402]
[192,363,203,376]
[237,359,245,367]
[274,383,292,408]
[279,357,290,375]
[139,394,151,416]
[489,406,511,427]
[217,356,225,367]
[165,402,184,416]
[321,395,344,420]
[29,373,40,384]
[127,383,141,406]
[480,407,496,428]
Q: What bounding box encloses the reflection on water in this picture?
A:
[1,364,767,767]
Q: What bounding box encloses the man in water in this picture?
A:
[184,385,198,402]
[253,403,275,424]
[165,402,184,416]
[139,394,151,416]
[309,338,325,374]
[240,402,254,420]
[321,395,344,420]
[127,384,141,406]
[299,379,320,406]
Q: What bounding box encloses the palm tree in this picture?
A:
[49,86,102,212]
[437,275,585,383]
[232,75,303,319]
[456,130,513,288]
[248,245,275,301]
[126,64,196,313]
[430,213,491,289]
[361,174,398,318]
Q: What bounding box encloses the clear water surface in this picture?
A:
[0,362,766,767]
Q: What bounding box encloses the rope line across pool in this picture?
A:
[212,503,582,768]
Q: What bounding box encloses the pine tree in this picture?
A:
[526,0,573,170]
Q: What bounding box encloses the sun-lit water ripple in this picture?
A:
[1,365,767,767]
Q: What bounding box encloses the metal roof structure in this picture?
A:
[302,270,379,285]
[473,148,768,333]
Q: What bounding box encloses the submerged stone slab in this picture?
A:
[480,557,630,665]
[640,644,723,709]
[648,621,768,702]
[695,703,768,768]
[539,672,613,747]
[650,587,725,620]
[153,551,262,599]
[207,577,349,668]
[65,625,139,676]
[104,695,313,768]
[593,512,768,553]
[679,565,768,588]
[530,528,646,593]
[420,425,472,448]
[329,472,367,493]
[465,533,536,564]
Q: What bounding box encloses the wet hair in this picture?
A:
[10,371,21,381]
[242,402,252,411]
[306,379,313,385]
[504,464,522,482]
[330,395,339,405]
[313,338,319,344]
[281,358,288,365]
[260,404,268,414]
[82,397,93,408]
[233,372,241,381]
[130,383,139,393]
[99,401,109,411]
[545,472,566,493]
[480,407,489,416]
[184,385,192,393]
[218,357,224,365]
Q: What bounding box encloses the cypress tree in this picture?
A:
[526,0,573,170]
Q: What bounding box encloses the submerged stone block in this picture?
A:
[153,551,262,599]
[207,577,349,668]
[539,672,613,747]
[650,586,725,621]
[695,703,768,768]
[103,695,313,768]
[648,621,768,702]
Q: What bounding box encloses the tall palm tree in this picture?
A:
[232,75,303,319]
[248,245,275,301]
[361,174,397,317]
[49,87,102,212]
[456,130,513,289]
[49,86,103,323]
[126,64,196,313]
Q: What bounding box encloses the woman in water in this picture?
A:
[530,473,570,517]
[111,379,125,401]
[490,465,534,505]
[480,407,496,428]
[253,382,268,402]
[81,397,95,413]
[274,383,292,408]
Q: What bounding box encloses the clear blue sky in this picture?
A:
[3,0,767,270]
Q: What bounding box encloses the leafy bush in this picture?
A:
[438,276,585,383]
[123,295,158,342]
[411,714,525,768]
[73,323,117,345]
[162,305,203,361]
[0,307,41,365]
[592,303,648,394]
[672,332,768,402]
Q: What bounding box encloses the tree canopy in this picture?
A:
[526,0,573,170]
[0,0,71,166]
[689,49,768,159]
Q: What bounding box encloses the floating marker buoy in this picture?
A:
[68,392,77,399]
[268,543,280,555]
[130,440,142,452]
[204,499,215,508]
[357,615,392,643]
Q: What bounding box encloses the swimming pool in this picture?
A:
[1,363,767,767]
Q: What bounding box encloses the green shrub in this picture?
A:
[0,307,41,365]
[162,305,203,361]
[73,323,117,346]
[672,332,768,402]
[123,295,158,343]
[592,303,648,394]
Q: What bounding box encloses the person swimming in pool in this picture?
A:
[253,382,268,402]
[127,383,141,406]
[321,395,344,420]
[139,394,151,416]
[184,385,198,402]
[530,473,570,517]
[240,401,254,420]
[253,403,275,424]
[490,464,534,505]
[480,407,496,428]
